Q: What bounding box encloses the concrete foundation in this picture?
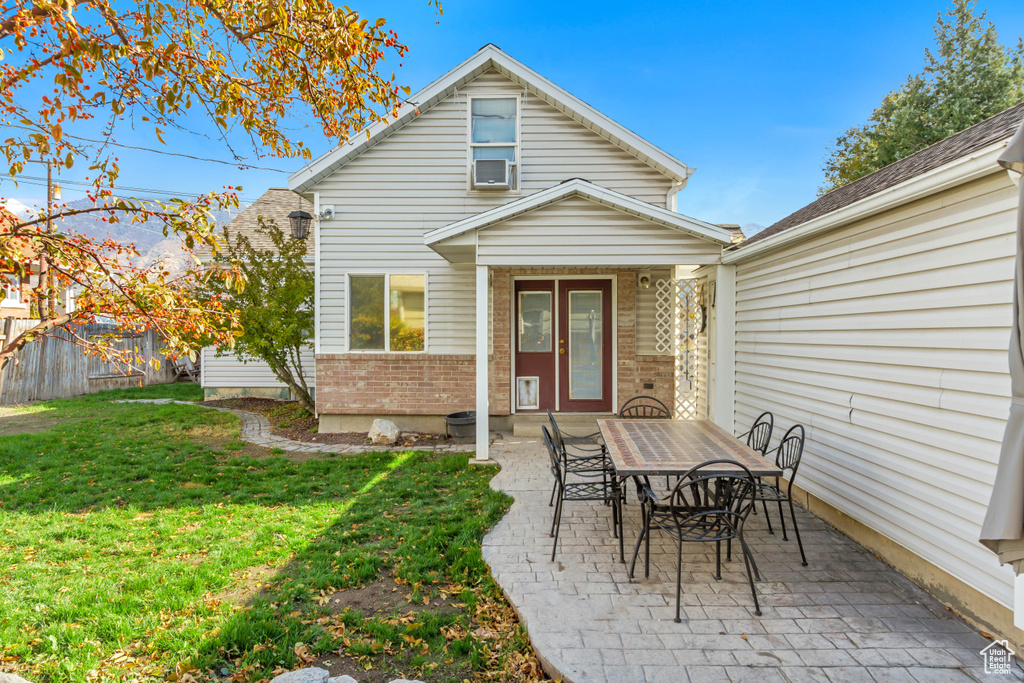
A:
[318,413,513,435]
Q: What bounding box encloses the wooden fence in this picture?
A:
[0,319,176,404]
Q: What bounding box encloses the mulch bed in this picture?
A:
[203,397,456,448]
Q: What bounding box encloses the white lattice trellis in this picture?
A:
[654,278,702,419]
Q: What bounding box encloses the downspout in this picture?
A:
[666,168,694,212]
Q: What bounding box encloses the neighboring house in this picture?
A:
[1,207,38,320]
[710,101,1024,652]
[198,188,316,399]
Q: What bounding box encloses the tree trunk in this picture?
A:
[266,355,315,414]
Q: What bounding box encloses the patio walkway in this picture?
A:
[481,434,1021,683]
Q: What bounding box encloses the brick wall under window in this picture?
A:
[316,268,676,418]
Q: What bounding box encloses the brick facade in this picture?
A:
[316,268,677,420]
[316,353,475,415]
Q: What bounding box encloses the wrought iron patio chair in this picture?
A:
[754,424,808,566]
[619,396,673,488]
[619,395,671,419]
[738,411,774,456]
[546,410,610,507]
[543,426,624,563]
[628,460,761,621]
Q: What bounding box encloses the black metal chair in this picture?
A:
[619,395,671,419]
[542,426,623,563]
[628,460,761,622]
[738,411,774,455]
[619,396,673,488]
[546,410,609,507]
[754,424,808,566]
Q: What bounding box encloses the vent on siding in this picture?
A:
[472,159,511,190]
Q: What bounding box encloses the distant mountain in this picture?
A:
[3,198,34,218]
[52,197,247,275]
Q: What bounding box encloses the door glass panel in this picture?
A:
[568,290,602,400]
[518,291,552,352]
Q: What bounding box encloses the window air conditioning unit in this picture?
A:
[472,158,511,190]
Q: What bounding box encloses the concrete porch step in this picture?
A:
[512,412,616,437]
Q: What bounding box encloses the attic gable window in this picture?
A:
[469,96,519,189]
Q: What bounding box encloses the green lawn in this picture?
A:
[0,384,540,682]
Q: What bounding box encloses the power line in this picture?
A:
[4,175,260,202]
[1,124,291,173]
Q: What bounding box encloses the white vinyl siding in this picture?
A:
[475,197,723,266]
[201,347,316,389]
[732,171,1018,609]
[314,69,678,354]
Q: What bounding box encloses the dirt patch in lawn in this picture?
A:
[307,651,458,683]
[324,577,462,618]
[0,408,80,436]
[204,398,456,448]
[215,563,279,606]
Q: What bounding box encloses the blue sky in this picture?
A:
[6,0,1024,229]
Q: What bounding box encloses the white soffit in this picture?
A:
[424,179,733,247]
[288,44,694,193]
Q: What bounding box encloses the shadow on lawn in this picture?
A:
[184,450,525,683]
[0,393,535,682]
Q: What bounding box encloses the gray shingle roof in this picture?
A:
[198,188,314,259]
[739,101,1024,249]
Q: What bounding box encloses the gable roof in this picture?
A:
[740,101,1024,249]
[197,188,314,261]
[425,178,732,248]
[289,44,694,193]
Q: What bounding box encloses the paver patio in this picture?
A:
[481,434,1023,683]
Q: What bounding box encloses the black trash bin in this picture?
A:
[445,411,476,439]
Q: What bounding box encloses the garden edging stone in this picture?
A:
[112,399,474,455]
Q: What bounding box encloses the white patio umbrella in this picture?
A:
[981,117,1024,571]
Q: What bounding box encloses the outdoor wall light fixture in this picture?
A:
[288,210,313,240]
[638,271,652,289]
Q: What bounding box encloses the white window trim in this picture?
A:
[466,93,522,193]
[1,273,25,308]
[346,273,429,354]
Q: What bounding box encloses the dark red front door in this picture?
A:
[513,280,556,411]
[513,278,613,413]
[557,279,613,412]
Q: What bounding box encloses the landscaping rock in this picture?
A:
[0,676,35,683]
[327,677,358,683]
[368,418,400,445]
[270,668,329,683]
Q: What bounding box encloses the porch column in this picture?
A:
[711,264,736,433]
[475,265,489,460]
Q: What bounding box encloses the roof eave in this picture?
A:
[722,140,1010,265]
[425,179,732,248]
[289,46,691,193]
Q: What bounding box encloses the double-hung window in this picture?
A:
[349,274,426,352]
[469,96,519,189]
[2,273,22,307]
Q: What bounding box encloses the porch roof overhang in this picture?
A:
[424,179,732,265]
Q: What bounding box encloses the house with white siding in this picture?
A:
[282,44,733,440]
[205,43,1024,647]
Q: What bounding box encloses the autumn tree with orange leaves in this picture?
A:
[0,1,426,374]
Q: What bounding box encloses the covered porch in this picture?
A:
[424,179,737,460]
